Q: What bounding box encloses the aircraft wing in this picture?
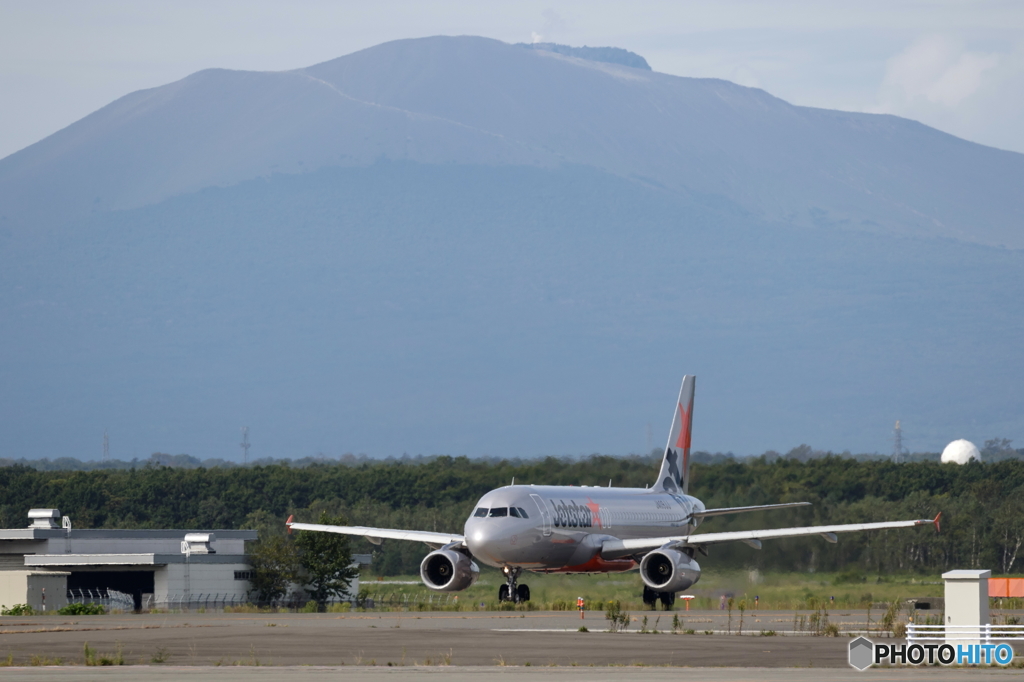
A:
[693,502,811,518]
[600,513,941,560]
[286,516,464,548]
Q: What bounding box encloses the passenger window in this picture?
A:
[509,507,521,518]
[517,507,529,519]
[474,508,488,517]
[489,507,508,517]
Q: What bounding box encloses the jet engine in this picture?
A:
[420,548,480,591]
[639,548,701,592]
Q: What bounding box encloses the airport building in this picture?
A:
[1,508,257,611]
[1,508,369,612]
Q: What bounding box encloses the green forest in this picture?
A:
[1,454,1022,577]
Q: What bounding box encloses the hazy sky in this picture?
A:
[2,1,1023,159]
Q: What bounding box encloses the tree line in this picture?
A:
[0,454,1021,576]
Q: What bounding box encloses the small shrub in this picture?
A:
[327,602,351,613]
[605,600,630,632]
[685,628,696,635]
[760,629,777,636]
[151,647,170,663]
[300,600,318,613]
[578,626,588,632]
[58,602,106,616]
[1,604,34,616]
[83,642,124,666]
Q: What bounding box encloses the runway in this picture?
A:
[0,611,1017,675]
[0,666,1020,682]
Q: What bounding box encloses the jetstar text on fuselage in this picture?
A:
[551,499,602,528]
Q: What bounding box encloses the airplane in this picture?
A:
[287,375,941,608]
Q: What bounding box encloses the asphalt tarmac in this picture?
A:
[0,667,1022,682]
[0,610,1016,673]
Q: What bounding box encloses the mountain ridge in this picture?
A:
[2,35,1022,247]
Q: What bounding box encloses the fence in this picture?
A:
[907,624,1024,643]
[66,588,135,612]
[69,589,454,613]
[142,594,251,611]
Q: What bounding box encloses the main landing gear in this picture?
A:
[498,566,530,603]
[642,585,676,610]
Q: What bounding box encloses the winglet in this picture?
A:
[933,512,942,533]
[286,514,294,535]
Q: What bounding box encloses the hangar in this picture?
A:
[0,508,256,611]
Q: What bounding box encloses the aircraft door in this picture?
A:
[530,494,552,536]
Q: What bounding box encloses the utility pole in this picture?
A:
[893,420,904,463]
[103,430,109,461]
[240,426,250,465]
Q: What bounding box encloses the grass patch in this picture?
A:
[354,569,944,612]
[83,641,125,666]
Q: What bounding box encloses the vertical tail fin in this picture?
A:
[653,375,695,494]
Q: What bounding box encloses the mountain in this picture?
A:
[1,36,1022,461]
[3,36,1023,248]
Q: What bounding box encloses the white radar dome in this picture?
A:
[940,439,981,464]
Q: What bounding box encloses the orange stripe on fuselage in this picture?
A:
[545,555,637,574]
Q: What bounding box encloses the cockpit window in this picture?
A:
[489,507,508,517]
[473,507,488,517]
[517,507,529,519]
[509,507,521,518]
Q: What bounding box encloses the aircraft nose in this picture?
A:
[466,521,507,560]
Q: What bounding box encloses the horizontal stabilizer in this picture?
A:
[693,502,811,518]
[286,518,464,549]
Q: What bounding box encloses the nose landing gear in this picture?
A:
[498,566,530,603]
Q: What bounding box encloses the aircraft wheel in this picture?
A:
[659,591,675,609]
[642,585,658,607]
[498,584,510,602]
[517,584,530,602]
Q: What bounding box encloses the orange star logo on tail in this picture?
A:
[585,498,603,528]
[675,403,692,451]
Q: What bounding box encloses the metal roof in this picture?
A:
[24,553,249,567]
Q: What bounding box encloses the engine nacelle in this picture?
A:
[639,548,701,593]
[420,548,480,592]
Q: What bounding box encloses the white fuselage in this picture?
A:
[463,484,706,572]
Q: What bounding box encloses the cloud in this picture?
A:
[881,35,998,107]
[541,9,567,37]
[871,34,1024,152]
[530,9,566,44]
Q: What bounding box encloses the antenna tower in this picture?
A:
[103,430,109,461]
[893,420,903,463]
[240,426,250,464]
